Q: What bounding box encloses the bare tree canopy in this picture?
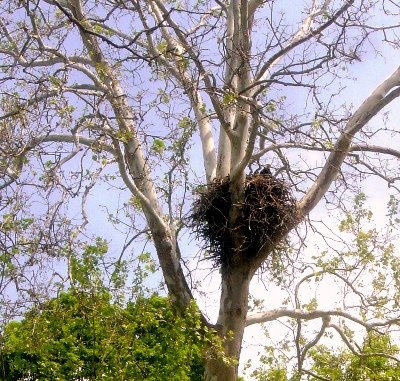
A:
[1,0,400,379]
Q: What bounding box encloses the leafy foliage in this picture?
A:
[0,240,207,381]
[249,325,400,381]
[0,291,206,381]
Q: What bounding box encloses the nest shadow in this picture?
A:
[190,174,297,267]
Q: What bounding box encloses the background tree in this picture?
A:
[1,0,400,380]
[0,241,207,381]
[1,292,207,381]
[250,332,400,381]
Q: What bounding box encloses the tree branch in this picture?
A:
[252,0,352,91]
[299,316,330,371]
[253,141,400,161]
[329,323,400,363]
[145,0,218,181]
[298,66,400,217]
[245,308,400,329]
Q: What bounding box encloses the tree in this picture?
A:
[250,332,400,381]
[1,292,208,381]
[0,241,208,381]
[1,0,400,380]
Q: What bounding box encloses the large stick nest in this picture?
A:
[190,173,298,267]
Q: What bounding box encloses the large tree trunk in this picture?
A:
[204,265,253,381]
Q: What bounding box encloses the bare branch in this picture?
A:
[245,308,400,329]
[253,141,400,161]
[330,323,400,363]
[299,316,330,371]
[298,66,400,217]
[251,0,352,92]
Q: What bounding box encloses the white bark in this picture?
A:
[147,0,218,182]
[246,308,400,329]
[204,266,254,381]
[68,0,194,309]
[216,127,231,178]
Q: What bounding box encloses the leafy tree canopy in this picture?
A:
[251,332,400,381]
[0,290,206,381]
[0,239,209,381]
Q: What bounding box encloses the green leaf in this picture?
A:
[151,138,166,154]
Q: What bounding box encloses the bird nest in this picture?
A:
[190,173,298,267]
